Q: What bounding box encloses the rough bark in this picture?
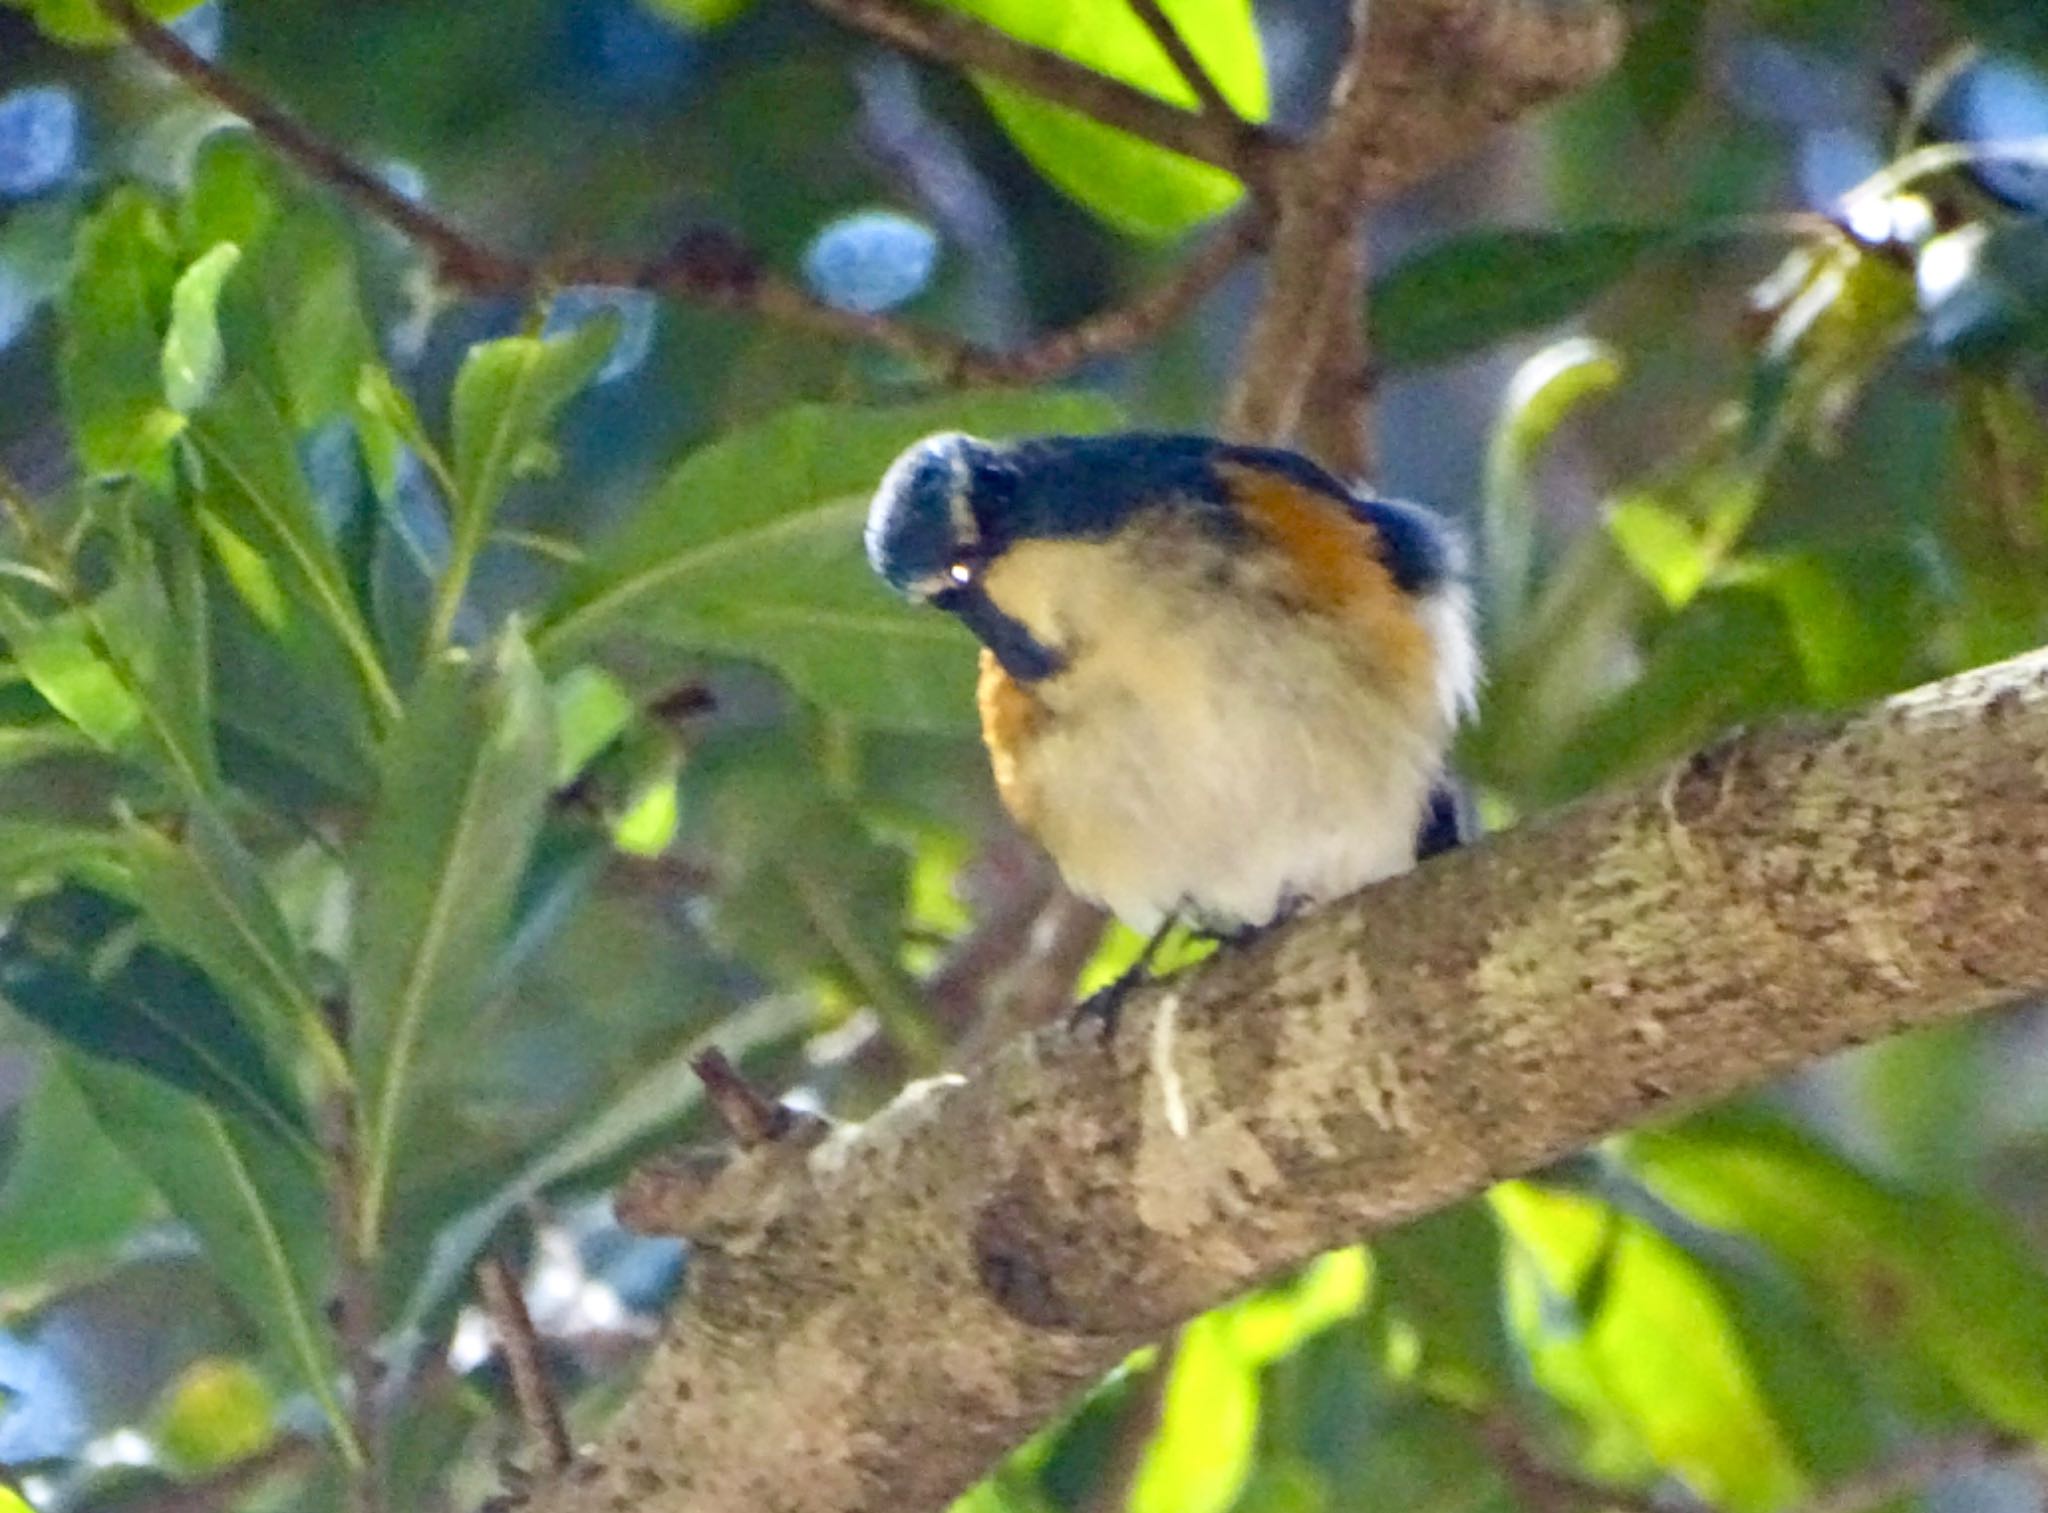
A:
[529,650,2048,1513]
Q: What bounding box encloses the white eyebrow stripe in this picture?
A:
[946,445,980,547]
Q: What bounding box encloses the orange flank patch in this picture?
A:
[1219,463,1435,702]
[976,648,1044,828]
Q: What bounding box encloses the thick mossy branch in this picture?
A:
[532,653,2048,1513]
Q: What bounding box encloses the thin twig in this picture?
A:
[691,1049,796,1148]
[962,214,1262,385]
[477,1253,576,1475]
[1469,1410,1667,1513]
[1122,0,1240,125]
[952,887,1108,1066]
[97,1437,322,1513]
[108,0,1257,389]
[1224,0,1624,447]
[1799,1430,2034,1513]
[323,1092,384,1513]
[804,0,1280,181]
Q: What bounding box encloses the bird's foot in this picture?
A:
[1066,916,1180,1043]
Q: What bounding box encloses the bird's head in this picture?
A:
[865,431,1235,683]
[865,429,1470,701]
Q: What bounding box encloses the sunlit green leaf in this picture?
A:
[3,0,206,44]
[0,562,217,793]
[59,189,185,476]
[1629,1110,2048,1435]
[350,628,555,1248]
[1495,1181,1807,1509]
[540,390,1120,730]
[1130,1312,1261,1513]
[214,199,380,434]
[931,0,1265,236]
[162,241,242,414]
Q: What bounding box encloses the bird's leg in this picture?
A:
[1069,915,1181,1041]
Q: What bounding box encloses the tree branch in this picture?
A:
[1122,0,1241,126]
[803,0,1280,181]
[105,0,1258,389]
[525,649,2048,1513]
[1225,0,1624,446]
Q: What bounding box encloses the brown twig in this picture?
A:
[99,1437,322,1513]
[109,0,1260,390]
[951,887,1108,1066]
[476,1253,576,1475]
[321,1092,384,1513]
[804,0,1280,181]
[1224,0,1625,447]
[1798,1430,2035,1513]
[1470,1410,1667,1513]
[691,1049,797,1148]
[1122,0,1240,125]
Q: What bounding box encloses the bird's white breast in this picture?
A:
[980,528,1473,933]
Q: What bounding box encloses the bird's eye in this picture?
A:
[948,560,974,586]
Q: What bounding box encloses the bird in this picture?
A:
[864,430,1478,953]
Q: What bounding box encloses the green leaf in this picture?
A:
[4,0,206,44]
[187,377,401,726]
[430,320,617,649]
[1371,1202,1518,1402]
[451,320,618,535]
[120,805,343,1083]
[181,130,282,255]
[1628,1110,2048,1436]
[1130,1312,1261,1513]
[1494,1180,1807,1510]
[0,561,218,794]
[59,189,185,477]
[539,390,1120,730]
[1374,226,1698,369]
[0,1057,155,1291]
[0,930,314,1155]
[349,628,555,1249]
[212,196,379,434]
[1483,338,1625,643]
[932,0,1266,236]
[63,1053,355,1461]
[162,242,243,415]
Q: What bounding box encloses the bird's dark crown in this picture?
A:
[864,431,1456,599]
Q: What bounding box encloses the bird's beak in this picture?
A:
[935,584,1064,682]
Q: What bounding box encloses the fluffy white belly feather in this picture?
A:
[984,536,1466,932]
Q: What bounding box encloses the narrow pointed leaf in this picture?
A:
[62,1053,354,1458]
[450,319,617,537]
[539,391,1119,730]
[120,805,339,1080]
[187,377,400,725]
[349,629,554,1247]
